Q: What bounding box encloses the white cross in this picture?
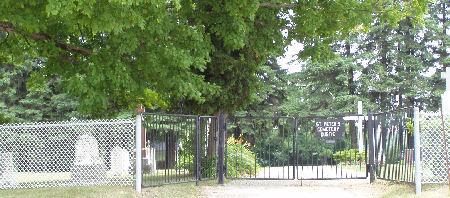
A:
[442,67,450,92]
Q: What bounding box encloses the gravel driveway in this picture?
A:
[200,178,389,198]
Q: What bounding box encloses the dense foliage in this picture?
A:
[0,0,428,118]
[0,61,79,123]
[283,1,448,115]
[226,136,259,178]
[333,149,366,165]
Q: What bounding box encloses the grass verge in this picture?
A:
[0,179,224,198]
[378,181,449,198]
[0,185,136,198]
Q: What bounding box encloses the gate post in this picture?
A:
[414,107,422,195]
[218,110,225,184]
[196,116,201,186]
[135,114,142,193]
[368,109,375,183]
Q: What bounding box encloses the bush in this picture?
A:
[333,149,366,165]
[176,151,195,172]
[226,136,259,178]
[175,152,217,178]
[200,156,216,178]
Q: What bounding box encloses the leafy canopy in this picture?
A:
[0,0,428,116]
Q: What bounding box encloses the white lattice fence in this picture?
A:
[420,112,450,183]
[0,119,135,189]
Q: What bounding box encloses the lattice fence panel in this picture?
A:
[0,119,135,189]
[420,112,450,183]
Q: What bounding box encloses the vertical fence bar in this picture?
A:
[196,116,201,186]
[414,107,421,195]
[218,111,224,184]
[368,110,375,183]
[136,114,142,193]
[293,118,297,179]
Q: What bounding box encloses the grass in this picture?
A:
[0,185,136,198]
[376,181,449,198]
[141,179,219,198]
[142,169,195,185]
[0,179,223,198]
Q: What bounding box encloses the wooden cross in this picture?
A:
[442,67,450,93]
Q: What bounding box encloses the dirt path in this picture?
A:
[200,179,391,198]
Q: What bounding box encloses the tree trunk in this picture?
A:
[206,112,217,158]
[166,131,177,169]
[345,40,358,149]
[207,110,229,157]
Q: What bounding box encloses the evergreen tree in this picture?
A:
[358,17,433,111]
[0,60,80,123]
[282,56,362,117]
[422,0,449,110]
[236,57,289,116]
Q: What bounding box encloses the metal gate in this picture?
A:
[140,113,218,187]
[296,115,368,180]
[225,116,296,180]
[372,108,415,183]
[138,111,419,188]
[223,115,368,181]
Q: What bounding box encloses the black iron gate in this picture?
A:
[141,113,218,187]
[225,116,296,180]
[296,115,368,180]
[372,108,415,183]
[139,110,418,186]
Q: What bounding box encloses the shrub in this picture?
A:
[200,156,216,178]
[333,149,366,165]
[226,136,259,178]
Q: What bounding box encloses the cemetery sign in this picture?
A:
[315,119,345,141]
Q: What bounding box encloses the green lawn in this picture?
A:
[142,169,195,185]
[0,179,220,198]
[0,186,137,198]
[380,183,449,198]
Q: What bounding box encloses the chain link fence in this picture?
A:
[420,112,450,183]
[0,119,135,189]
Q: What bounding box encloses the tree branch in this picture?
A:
[259,2,303,8]
[0,21,91,56]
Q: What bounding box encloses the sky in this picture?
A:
[277,41,304,74]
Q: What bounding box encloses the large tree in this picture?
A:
[0,0,428,118]
[422,0,449,110]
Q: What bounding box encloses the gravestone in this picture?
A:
[70,133,108,185]
[143,145,156,174]
[442,67,450,113]
[110,146,130,176]
[0,153,19,189]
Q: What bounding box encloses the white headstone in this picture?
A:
[143,145,156,174]
[110,147,130,176]
[442,67,450,113]
[71,133,108,184]
[73,134,104,166]
[0,153,19,189]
